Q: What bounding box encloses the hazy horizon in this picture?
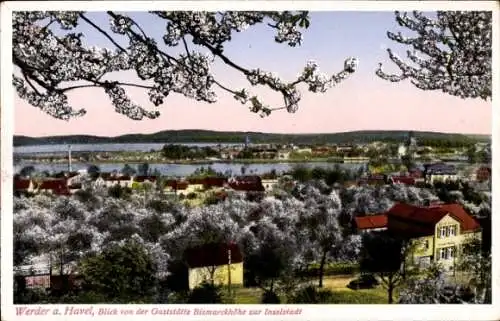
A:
[15,11,492,137]
[15,128,492,139]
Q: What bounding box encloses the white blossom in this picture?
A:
[377,11,491,100]
[13,11,356,120]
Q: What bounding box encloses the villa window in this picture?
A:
[437,246,456,260]
[448,247,456,258]
[438,225,457,238]
[439,227,447,238]
[439,248,446,260]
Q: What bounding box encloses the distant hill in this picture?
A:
[464,134,491,142]
[13,130,490,147]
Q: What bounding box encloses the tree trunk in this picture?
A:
[49,253,53,276]
[318,249,327,288]
[59,246,65,276]
[209,266,216,286]
[388,281,394,304]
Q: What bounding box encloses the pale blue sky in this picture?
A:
[16,11,491,136]
[76,11,406,78]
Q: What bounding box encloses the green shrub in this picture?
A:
[327,290,386,304]
[289,285,333,303]
[14,287,49,304]
[167,291,190,303]
[301,262,359,277]
[186,192,197,200]
[347,273,379,290]
[187,282,223,303]
[261,290,281,304]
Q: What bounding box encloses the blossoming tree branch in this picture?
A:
[377,11,492,100]
[13,11,358,120]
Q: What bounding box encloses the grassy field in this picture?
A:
[227,275,392,304]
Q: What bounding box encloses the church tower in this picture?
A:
[406,131,417,160]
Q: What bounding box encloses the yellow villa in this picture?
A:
[356,203,482,272]
[184,243,244,290]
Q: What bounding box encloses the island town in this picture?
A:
[13,132,492,305]
[14,134,491,200]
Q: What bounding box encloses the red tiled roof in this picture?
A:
[187,177,227,187]
[355,214,388,230]
[187,178,204,185]
[14,179,31,190]
[203,177,227,187]
[177,182,188,190]
[391,176,416,185]
[235,175,261,182]
[229,182,265,192]
[21,274,81,290]
[387,203,481,233]
[438,204,482,232]
[477,166,491,173]
[165,180,188,190]
[185,243,242,268]
[476,167,491,181]
[409,169,423,178]
[229,175,265,192]
[38,179,70,195]
[39,179,66,189]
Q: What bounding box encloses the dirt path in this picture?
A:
[322,275,356,289]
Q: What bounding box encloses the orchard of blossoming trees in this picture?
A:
[13,177,491,304]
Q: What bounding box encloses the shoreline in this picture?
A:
[14,157,473,167]
[14,158,364,166]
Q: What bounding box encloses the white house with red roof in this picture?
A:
[354,214,388,233]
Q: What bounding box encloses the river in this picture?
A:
[13,143,366,176]
[14,143,242,155]
[15,143,467,177]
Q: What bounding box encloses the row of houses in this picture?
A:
[360,164,491,187]
[14,162,491,197]
[13,172,281,197]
